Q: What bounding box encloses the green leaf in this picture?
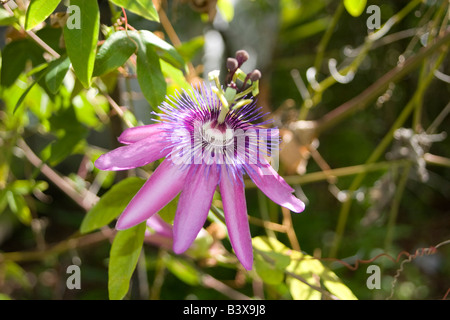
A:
[322,269,358,300]
[253,236,358,300]
[281,17,330,42]
[1,40,29,87]
[286,250,324,300]
[6,191,32,225]
[35,26,64,55]
[252,237,291,285]
[13,69,48,114]
[0,8,18,26]
[63,0,99,88]
[40,105,89,164]
[254,253,288,285]
[0,189,8,214]
[80,177,145,234]
[9,180,47,195]
[139,30,185,70]
[45,56,71,94]
[72,90,108,128]
[25,0,61,30]
[344,0,367,17]
[109,0,159,22]
[108,222,146,300]
[1,261,32,290]
[41,127,88,165]
[136,39,166,108]
[93,31,138,77]
[176,36,204,63]
[161,60,191,95]
[163,254,201,286]
[288,276,322,300]
[217,0,234,22]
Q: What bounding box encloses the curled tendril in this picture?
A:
[328,58,355,84]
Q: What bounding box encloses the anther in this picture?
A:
[226,58,239,71]
[235,50,249,66]
[249,69,262,82]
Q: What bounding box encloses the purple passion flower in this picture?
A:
[95,67,305,271]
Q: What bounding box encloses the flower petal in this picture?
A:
[247,159,294,192]
[116,159,188,230]
[173,165,219,254]
[95,136,170,171]
[118,123,169,144]
[245,163,305,213]
[219,167,253,270]
[146,214,173,238]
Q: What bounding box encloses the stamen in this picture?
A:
[232,99,253,110]
[208,52,262,124]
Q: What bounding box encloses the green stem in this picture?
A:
[424,153,450,168]
[300,0,423,120]
[244,159,410,188]
[313,2,345,72]
[257,190,276,239]
[0,229,115,263]
[384,164,412,252]
[412,0,448,132]
[210,204,226,225]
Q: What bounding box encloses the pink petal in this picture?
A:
[118,123,169,144]
[95,136,170,171]
[248,160,294,192]
[219,167,253,270]
[246,163,305,213]
[115,159,188,230]
[173,165,219,254]
[146,214,173,238]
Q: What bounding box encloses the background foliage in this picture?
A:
[0,0,449,300]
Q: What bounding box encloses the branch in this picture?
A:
[201,274,253,300]
[2,3,61,59]
[0,228,115,263]
[244,159,410,188]
[17,139,99,211]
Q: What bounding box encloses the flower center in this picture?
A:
[200,120,234,149]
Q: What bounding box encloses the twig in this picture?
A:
[244,159,410,188]
[442,288,450,300]
[248,216,287,233]
[281,207,301,252]
[149,250,167,300]
[17,139,98,211]
[423,153,450,168]
[427,101,450,134]
[136,251,150,300]
[256,190,277,239]
[201,274,253,300]
[2,3,61,59]
[313,1,344,72]
[158,7,181,47]
[158,7,196,79]
[0,228,115,263]
[384,164,412,252]
[103,89,134,128]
